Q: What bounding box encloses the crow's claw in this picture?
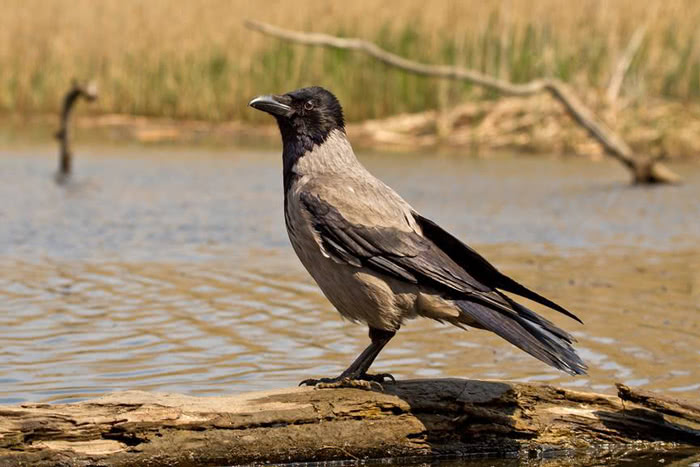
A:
[298,372,395,390]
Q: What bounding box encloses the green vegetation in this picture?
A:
[1,0,698,122]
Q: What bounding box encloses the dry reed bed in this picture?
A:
[1,0,699,123]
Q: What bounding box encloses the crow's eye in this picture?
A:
[303,101,314,111]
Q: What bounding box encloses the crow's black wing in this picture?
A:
[413,213,583,324]
[301,192,527,313]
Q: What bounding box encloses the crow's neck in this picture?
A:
[281,128,354,195]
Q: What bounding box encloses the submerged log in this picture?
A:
[0,379,698,467]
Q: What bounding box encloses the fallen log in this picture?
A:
[1,379,698,467]
[245,20,681,185]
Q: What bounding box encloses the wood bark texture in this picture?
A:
[1,379,699,466]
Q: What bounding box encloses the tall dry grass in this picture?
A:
[1,0,699,122]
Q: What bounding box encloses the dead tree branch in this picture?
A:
[55,80,98,183]
[1,380,699,466]
[245,20,680,185]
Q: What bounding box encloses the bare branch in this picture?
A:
[55,80,98,182]
[245,20,680,185]
[246,20,549,94]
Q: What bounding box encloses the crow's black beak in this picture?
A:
[248,94,294,117]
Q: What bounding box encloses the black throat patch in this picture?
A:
[278,118,344,197]
[269,86,345,196]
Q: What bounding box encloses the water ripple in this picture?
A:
[0,148,698,403]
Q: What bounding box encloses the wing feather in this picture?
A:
[300,192,488,295]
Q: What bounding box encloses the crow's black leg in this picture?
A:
[338,327,395,380]
[300,327,396,386]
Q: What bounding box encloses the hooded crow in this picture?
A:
[249,86,587,385]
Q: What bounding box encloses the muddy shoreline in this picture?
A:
[2,95,699,161]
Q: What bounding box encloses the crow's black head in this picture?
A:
[249,86,345,149]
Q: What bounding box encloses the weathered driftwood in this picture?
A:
[55,80,98,183]
[245,20,681,185]
[1,379,698,466]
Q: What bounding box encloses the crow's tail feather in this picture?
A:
[456,298,587,376]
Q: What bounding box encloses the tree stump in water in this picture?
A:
[55,80,98,184]
[1,379,698,466]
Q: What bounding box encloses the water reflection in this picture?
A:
[360,449,700,467]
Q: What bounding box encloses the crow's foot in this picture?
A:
[299,372,395,391]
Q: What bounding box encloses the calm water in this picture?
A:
[0,145,698,408]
